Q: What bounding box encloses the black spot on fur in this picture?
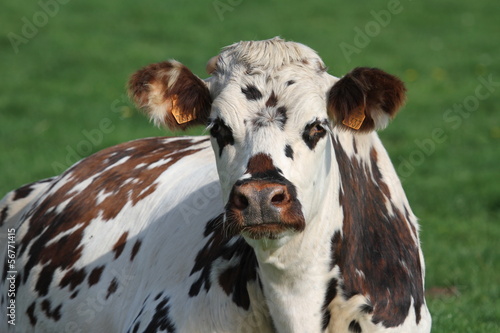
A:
[321,278,338,330]
[285,145,294,159]
[130,240,142,261]
[286,80,295,86]
[106,278,119,299]
[41,299,62,321]
[349,320,362,333]
[360,303,374,314]
[189,214,258,310]
[59,268,86,291]
[276,106,288,130]
[0,206,8,227]
[241,85,263,100]
[143,296,176,333]
[27,301,38,326]
[88,266,105,286]
[13,183,34,200]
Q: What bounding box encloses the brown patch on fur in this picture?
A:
[265,91,278,107]
[189,214,258,310]
[246,153,276,175]
[328,67,406,132]
[112,232,129,259]
[128,61,212,130]
[17,137,208,297]
[331,135,424,327]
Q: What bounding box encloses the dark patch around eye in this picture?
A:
[286,80,295,86]
[241,85,263,100]
[210,118,235,156]
[285,145,294,160]
[302,121,327,150]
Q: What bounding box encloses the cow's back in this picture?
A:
[0,136,229,332]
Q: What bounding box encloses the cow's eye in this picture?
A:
[209,122,221,136]
[310,123,326,137]
[209,118,235,156]
[209,119,231,139]
[302,121,328,150]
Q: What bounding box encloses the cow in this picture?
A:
[0,37,431,332]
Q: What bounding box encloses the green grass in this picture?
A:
[1,0,499,331]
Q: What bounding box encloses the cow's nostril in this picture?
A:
[233,193,249,210]
[271,192,286,205]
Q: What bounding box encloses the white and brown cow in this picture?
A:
[0,38,431,332]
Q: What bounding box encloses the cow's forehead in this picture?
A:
[208,39,335,127]
[217,38,326,74]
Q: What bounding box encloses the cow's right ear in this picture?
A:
[128,61,212,130]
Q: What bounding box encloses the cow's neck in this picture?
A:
[246,148,341,332]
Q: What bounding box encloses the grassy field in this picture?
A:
[1,0,499,331]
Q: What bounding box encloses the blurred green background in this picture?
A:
[1,0,498,331]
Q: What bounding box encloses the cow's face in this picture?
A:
[129,38,406,244]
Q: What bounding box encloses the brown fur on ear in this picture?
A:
[328,67,406,132]
[128,60,212,130]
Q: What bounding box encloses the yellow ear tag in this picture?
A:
[342,105,366,130]
[171,95,197,124]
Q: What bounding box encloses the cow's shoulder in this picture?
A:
[0,177,56,234]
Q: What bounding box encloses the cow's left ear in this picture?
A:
[128,60,212,130]
[327,67,406,132]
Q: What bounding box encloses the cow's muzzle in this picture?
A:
[225,179,305,239]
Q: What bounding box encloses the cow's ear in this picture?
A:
[128,61,212,130]
[327,67,406,132]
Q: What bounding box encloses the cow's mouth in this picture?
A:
[224,207,306,240]
[240,222,291,239]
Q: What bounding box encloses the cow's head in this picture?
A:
[129,38,405,245]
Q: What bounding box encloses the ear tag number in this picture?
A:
[171,95,197,124]
[342,105,365,130]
